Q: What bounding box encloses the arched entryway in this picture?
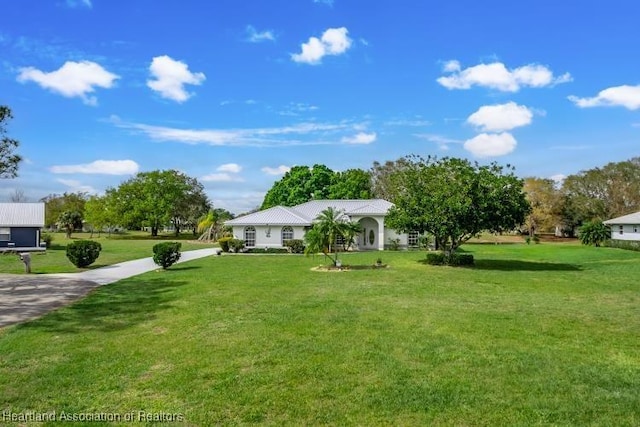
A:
[358,217,380,250]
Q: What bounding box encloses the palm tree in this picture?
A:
[305,207,361,266]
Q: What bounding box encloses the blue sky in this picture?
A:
[2,0,639,214]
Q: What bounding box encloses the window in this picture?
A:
[244,226,256,247]
[634,225,638,233]
[619,225,624,235]
[408,231,420,247]
[0,228,9,241]
[282,226,294,245]
[335,233,345,246]
[369,229,375,245]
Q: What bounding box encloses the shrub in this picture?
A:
[604,239,640,252]
[41,232,54,247]
[229,238,245,253]
[579,221,610,247]
[152,241,182,269]
[217,237,233,253]
[246,247,289,254]
[284,239,305,254]
[387,238,401,251]
[66,240,102,268]
[425,251,474,266]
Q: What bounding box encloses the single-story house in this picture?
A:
[603,211,640,241]
[0,203,46,251]
[225,199,420,251]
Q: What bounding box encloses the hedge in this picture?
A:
[425,251,474,266]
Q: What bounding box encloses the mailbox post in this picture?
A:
[19,253,31,274]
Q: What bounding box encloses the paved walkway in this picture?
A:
[0,248,218,328]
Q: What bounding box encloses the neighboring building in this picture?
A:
[603,211,640,241]
[225,199,419,251]
[0,203,46,251]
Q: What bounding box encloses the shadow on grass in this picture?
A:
[17,277,188,334]
[417,258,581,271]
[473,259,581,271]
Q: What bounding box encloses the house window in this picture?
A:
[335,233,345,246]
[282,226,294,245]
[0,228,9,241]
[619,225,624,235]
[408,231,420,247]
[369,229,375,245]
[244,226,256,247]
[634,225,638,233]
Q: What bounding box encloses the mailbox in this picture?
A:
[19,252,31,273]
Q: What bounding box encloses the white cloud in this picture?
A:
[147,55,205,102]
[550,174,567,186]
[57,179,97,194]
[416,134,462,150]
[217,163,242,173]
[262,165,291,176]
[291,27,352,65]
[50,159,139,175]
[65,0,92,8]
[114,117,364,147]
[313,0,334,6]
[246,25,275,43]
[17,60,119,105]
[437,61,572,92]
[467,102,533,132]
[568,85,640,110]
[200,173,243,183]
[341,132,377,144]
[464,133,517,157]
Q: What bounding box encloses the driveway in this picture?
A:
[0,248,218,328]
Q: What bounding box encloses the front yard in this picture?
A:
[1,244,639,425]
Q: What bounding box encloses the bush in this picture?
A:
[41,232,54,247]
[387,238,401,251]
[152,241,182,269]
[284,239,305,254]
[229,238,245,253]
[604,239,640,252]
[425,251,474,266]
[217,237,233,253]
[579,221,610,247]
[246,247,289,254]
[66,240,102,268]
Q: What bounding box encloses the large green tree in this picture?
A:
[370,158,411,200]
[559,158,640,235]
[41,192,88,229]
[386,156,530,254]
[523,177,562,235]
[110,170,209,236]
[58,210,83,239]
[84,193,119,237]
[0,106,22,179]
[261,165,372,209]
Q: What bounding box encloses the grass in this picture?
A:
[0,231,215,274]
[1,244,639,425]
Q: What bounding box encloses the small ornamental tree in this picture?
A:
[579,221,610,247]
[66,240,102,268]
[152,242,182,269]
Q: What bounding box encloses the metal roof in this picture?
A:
[603,211,640,225]
[0,203,45,227]
[225,199,393,227]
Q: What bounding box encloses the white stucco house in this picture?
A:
[225,199,420,251]
[603,211,640,241]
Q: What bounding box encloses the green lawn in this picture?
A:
[0,232,215,274]
[1,244,639,425]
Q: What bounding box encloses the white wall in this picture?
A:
[610,224,640,241]
[232,225,306,247]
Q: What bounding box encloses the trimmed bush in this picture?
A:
[229,238,245,253]
[66,240,102,268]
[425,251,474,266]
[604,239,640,252]
[246,247,289,254]
[152,241,182,269]
[284,239,305,254]
[217,237,233,253]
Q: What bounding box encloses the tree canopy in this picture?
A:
[523,177,561,235]
[385,156,530,253]
[0,106,22,179]
[261,165,372,209]
[41,192,88,229]
[108,170,210,236]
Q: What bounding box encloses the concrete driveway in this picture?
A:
[0,248,218,328]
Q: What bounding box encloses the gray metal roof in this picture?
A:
[225,199,393,226]
[603,211,640,225]
[0,203,45,227]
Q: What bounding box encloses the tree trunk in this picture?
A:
[151,226,159,237]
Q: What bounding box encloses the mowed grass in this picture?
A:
[0,232,215,274]
[1,244,639,425]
